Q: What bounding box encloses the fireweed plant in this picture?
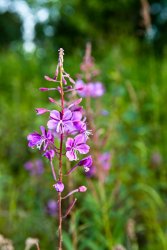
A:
[76,43,112,182]
[27,48,92,249]
[75,44,114,248]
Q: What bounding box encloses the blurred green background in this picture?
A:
[0,0,167,249]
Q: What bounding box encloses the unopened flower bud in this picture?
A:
[78,186,87,192]
[43,149,55,161]
[44,75,57,82]
[35,108,49,115]
[49,97,56,103]
[62,77,67,85]
[53,181,64,192]
[39,87,49,91]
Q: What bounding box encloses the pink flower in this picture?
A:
[47,110,74,134]
[75,80,105,98]
[66,134,90,161]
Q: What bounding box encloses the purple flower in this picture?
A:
[85,165,96,178]
[75,80,86,97]
[24,159,44,175]
[99,152,111,170]
[46,199,58,216]
[53,181,64,192]
[66,134,90,161]
[43,149,55,161]
[47,109,74,134]
[69,105,87,134]
[66,155,92,175]
[78,155,92,166]
[78,155,93,172]
[76,80,105,98]
[92,82,105,97]
[27,126,54,151]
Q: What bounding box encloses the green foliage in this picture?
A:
[0,11,22,47]
[0,39,167,249]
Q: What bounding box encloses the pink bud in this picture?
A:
[49,97,56,103]
[39,87,49,91]
[55,68,59,77]
[69,98,82,108]
[69,77,75,84]
[53,181,64,192]
[35,108,49,115]
[44,75,56,82]
[78,186,87,192]
[62,77,67,85]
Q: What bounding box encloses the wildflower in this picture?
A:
[66,155,92,175]
[43,149,55,161]
[78,155,93,171]
[27,49,91,246]
[47,109,74,134]
[24,159,44,175]
[66,134,90,161]
[53,181,64,192]
[99,152,111,170]
[75,80,86,97]
[76,80,105,97]
[46,199,58,216]
[27,126,54,151]
[92,82,105,97]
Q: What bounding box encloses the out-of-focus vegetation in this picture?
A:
[1,0,167,250]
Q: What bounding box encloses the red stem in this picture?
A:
[58,51,64,249]
[58,133,63,250]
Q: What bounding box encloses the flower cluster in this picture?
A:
[76,43,112,183]
[27,105,91,163]
[24,159,44,175]
[76,79,104,97]
[76,42,105,98]
[27,49,92,246]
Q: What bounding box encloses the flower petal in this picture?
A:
[72,111,82,121]
[76,144,90,154]
[63,110,72,121]
[50,110,60,121]
[74,134,86,146]
[74,121,86,133]
[27,132,41,147]
[47,120,58,130]
[43,149,55,161]
[66,138,74,150]
[40,126,46,136]
[64,121,75,133]
[78,155,92,167]
[66,150,77,161]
